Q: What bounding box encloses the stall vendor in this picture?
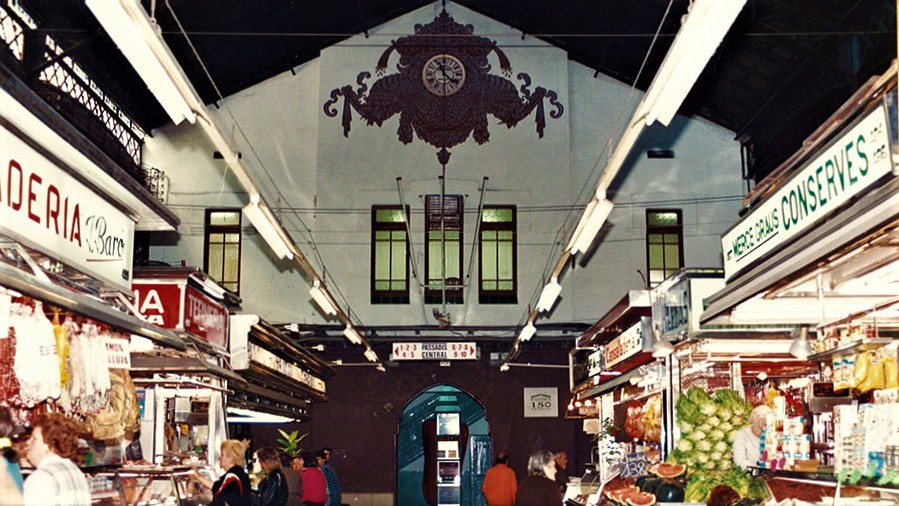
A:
[732,405,773,469]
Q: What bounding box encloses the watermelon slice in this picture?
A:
[653,462,686,478]
[625,491,657,506]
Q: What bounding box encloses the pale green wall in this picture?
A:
[143,2,743,329]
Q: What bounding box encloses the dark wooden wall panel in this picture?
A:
[244,343,593,494]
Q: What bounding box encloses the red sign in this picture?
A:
[183,285,228,349]
[133,282,183,329]
[133,281,228,349]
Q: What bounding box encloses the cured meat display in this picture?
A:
[11,299,61,407]
[0,294,127,427]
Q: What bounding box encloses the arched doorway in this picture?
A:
[396,384,491,506]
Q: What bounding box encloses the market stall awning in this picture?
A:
[131,354,247,384]
[701,175,899,327]
[0,261,186,350]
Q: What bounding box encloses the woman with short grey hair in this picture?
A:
[515,449,563,505]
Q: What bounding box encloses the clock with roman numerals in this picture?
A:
[421,54,466,96]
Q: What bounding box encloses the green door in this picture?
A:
[396,384,491,506]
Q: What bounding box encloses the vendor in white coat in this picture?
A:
[732,405,773,469]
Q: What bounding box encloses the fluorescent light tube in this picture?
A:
[86,0,197,125]
[243,202,294,260]
[364,348,378,362]
[536,277,562,313]
[309,279,338,316]
[342,324,362,345]
[518,322,537,342]
[571,199,614,255]
[636,0,747,127]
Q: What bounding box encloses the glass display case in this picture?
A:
[99,466,207,506]
[85,471,126,506]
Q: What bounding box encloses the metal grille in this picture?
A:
[141,166,169,202]
[426,195,463,229]
[40,37,145,166]
[1,3,147,181]
[0,3,33,60]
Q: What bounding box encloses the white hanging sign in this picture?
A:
[391,342,477,360]
[524,387,558,418]
[105,337,131,369]
[0,124,135,292]
[722,103,892,280]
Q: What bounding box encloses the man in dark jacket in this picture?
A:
[255,447,289,506]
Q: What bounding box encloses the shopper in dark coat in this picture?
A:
[515,449,563,506]
[255,447,289,506]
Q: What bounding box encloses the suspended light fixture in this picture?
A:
[789,325,813,360]
[635,0,748,127]
[309,279,338,316]
[363,348,379,362]
[518,322,537,342]
[569,196,614,255]
[243,200,295,260]
[536,277,562,313]
[500,363,511,372]
[86,0,198,125]
[342,324,362,345]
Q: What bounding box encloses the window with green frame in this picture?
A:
[425,195,463,304]
[646,209,684,286]
[204,209,242,294]
[371,206,410,304]
[479,206,517,304]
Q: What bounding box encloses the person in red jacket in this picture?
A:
[298,450,327,506]
[482,452,517,506]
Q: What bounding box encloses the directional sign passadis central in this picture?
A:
[391,342,478,361]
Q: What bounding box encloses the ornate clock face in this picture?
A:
[421,54,466,96]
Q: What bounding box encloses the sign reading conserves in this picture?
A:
[391,342,477,360]
[722,104,893,280]
[0,124,135,292]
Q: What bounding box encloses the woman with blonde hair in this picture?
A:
[193,439,253,506]
[515,449,563,506]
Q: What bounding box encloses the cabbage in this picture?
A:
[708,429,726,441]
[727,430,738,443]
[696,440,713,452]
[709,451,723,461]
[706,416,721,426]
[677,439,694,452]
[717,458,732,471]
[676,397,701,424]
[698,423,712,433]
[719,422,734,432]
[705,460,717,470]
[688,430,707,442]
[717,408,733,420]
[714,441,729,453]
[699,402,717,416]
[695,453,709,464]
[678,421,695,433]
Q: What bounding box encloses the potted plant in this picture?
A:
[276,429,308,458]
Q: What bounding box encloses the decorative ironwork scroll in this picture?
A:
[323,10,564,165]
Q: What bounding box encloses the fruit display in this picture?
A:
[622,394,663,443]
